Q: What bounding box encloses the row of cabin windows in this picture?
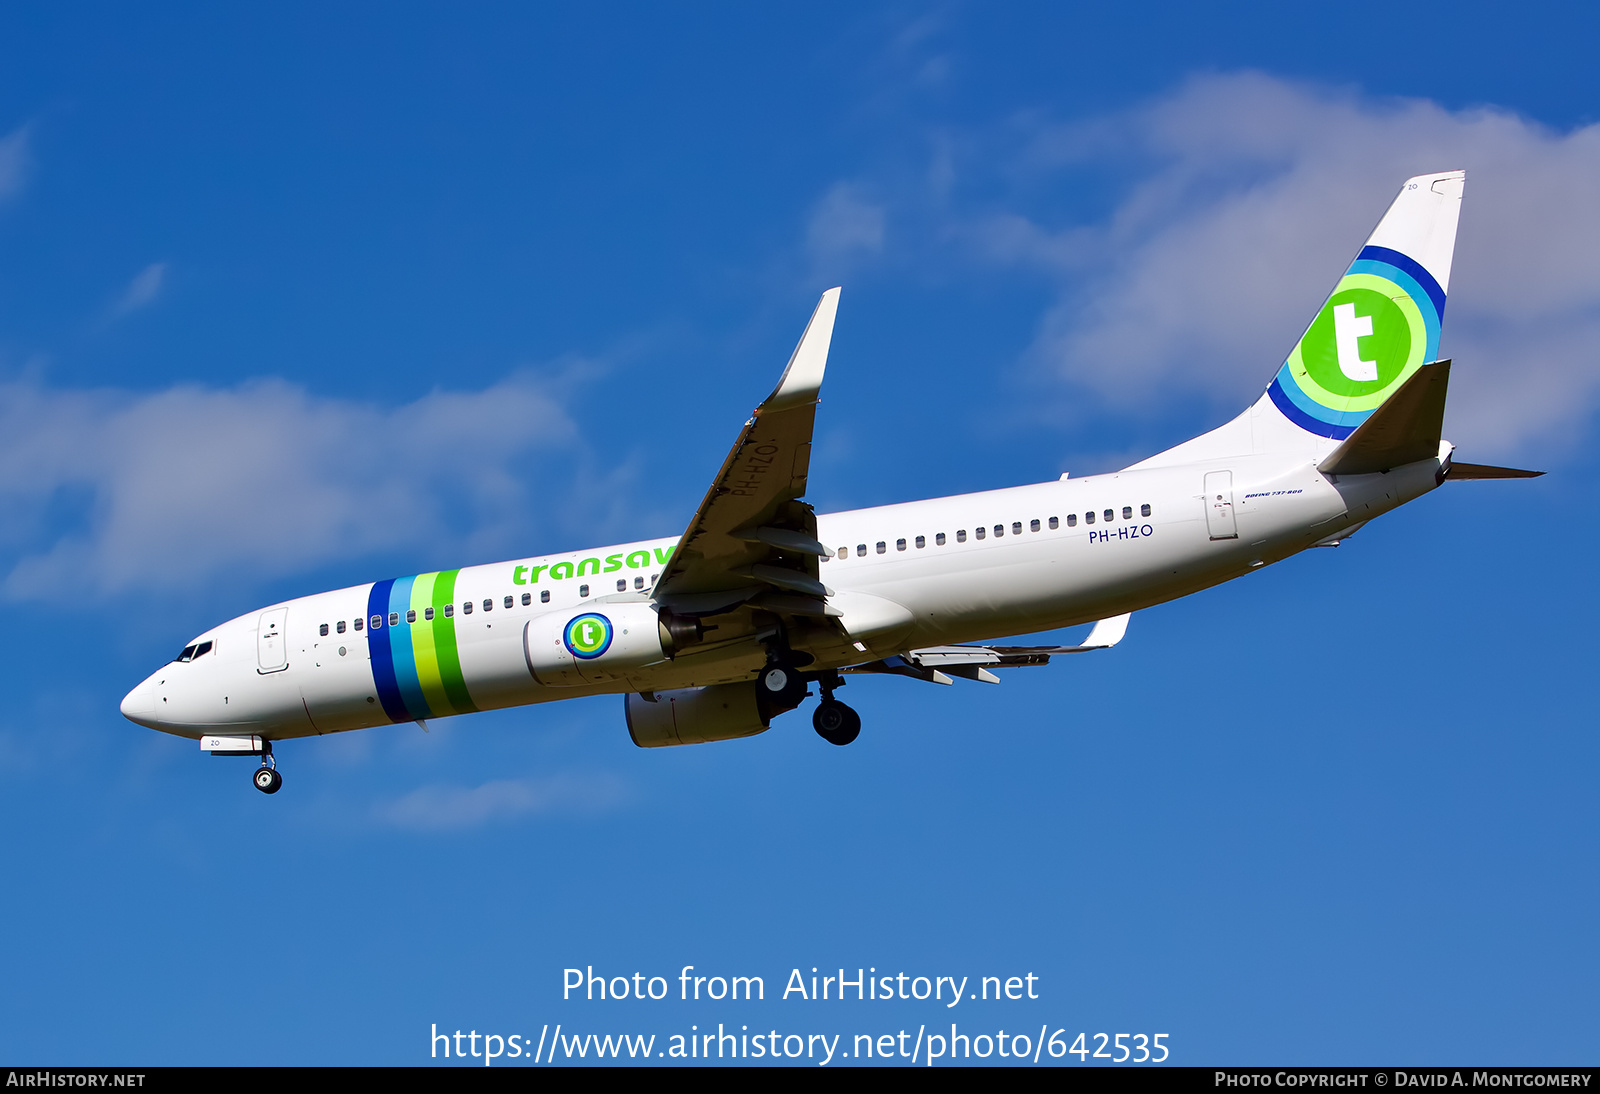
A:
[317,572,664,635]
[822,504,1153,560]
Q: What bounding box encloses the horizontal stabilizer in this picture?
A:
[1319,360,1450,476]
[1445,462,1545,480]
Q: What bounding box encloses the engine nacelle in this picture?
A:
[624,682,770,747]
[524,604,669,687]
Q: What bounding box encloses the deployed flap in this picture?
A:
[1318,360,1451,476]
[1445,462,1545,480]
[655,289,841,612]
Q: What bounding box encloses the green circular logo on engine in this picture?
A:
[563,613,613,659]
[1299,287,1411,399]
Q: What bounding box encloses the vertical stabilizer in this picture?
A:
[1129,171,1464,469]
[1261,171,1463,443]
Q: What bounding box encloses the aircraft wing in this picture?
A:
[844,614,1132,684]
[653,289,841,618]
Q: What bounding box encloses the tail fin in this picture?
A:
[1128,171,1465,470]
[1262,170,1463,442]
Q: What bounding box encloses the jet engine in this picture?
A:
[524,603,670,687]
[624,681,770,747]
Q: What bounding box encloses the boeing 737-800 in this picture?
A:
[121,170,1537,794]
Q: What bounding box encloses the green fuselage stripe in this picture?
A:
[408,572,454,716]
[430,569,478,715]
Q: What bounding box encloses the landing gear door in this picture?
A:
[1205,470,1238,541]
[257,607,289,673]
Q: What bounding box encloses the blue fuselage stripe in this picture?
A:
[366,580,409,724]
[386,576,431,720]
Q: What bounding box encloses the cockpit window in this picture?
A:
[173,640,213,663]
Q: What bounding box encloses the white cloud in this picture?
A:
[1002,73,1600,456]
[111,263,168,317]
[0,371,587,600]
[820,72,1600,459]
[0,125,31,204]
[806,183,886,268]
[374,772,630,830]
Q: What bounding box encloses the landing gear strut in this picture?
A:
[811,673,860,746]
[253,741,282,795]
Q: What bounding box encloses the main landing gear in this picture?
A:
[760,648,862,746]
[811,673,860,747]
[253,741,282,795]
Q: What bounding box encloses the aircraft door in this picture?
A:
[1205,471,1238,540]
[257,607,289,673]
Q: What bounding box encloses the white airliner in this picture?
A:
[122,171,1537,794]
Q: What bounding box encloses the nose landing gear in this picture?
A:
[811,673,860,746]
[253,741,282,794]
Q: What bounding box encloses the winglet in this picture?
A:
[1080,613,1130,649]
[764,287,841,412]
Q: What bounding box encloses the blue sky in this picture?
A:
[2,2,1597,1066]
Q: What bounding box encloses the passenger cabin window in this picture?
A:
[1122,506,1132,520]
[354,617,363,632]
[371,615,383,629]
[462,602,473,615]
[1012,522,1022,535]
[975,527,986,540]
[876,541,886,554]
[1085,512,1094,525]
[915,535,926,548]
[1141,503,1152,517]
[837,547,848,560]
[1030,520,1040,532]
[319,624,329,636]
[957,530,967,542]
[523,592,533,605]
[336,620,346,634]
[482,599,492,612]
[424,607,434,621]
[633,577,644,590]
[541,590,551,603]
[936,532,946,545]
[444,604,454,618]
[1104,509,1113,522]
[1048,517,1059,530]
[406,609,416,624]
[504,596,513,609]
[579,584,590,597]
[896,538,906,552]
[857,544,867,557]
[389,613,400,626]
[616,579,626,592]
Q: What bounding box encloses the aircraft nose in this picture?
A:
[120,676,159,727]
